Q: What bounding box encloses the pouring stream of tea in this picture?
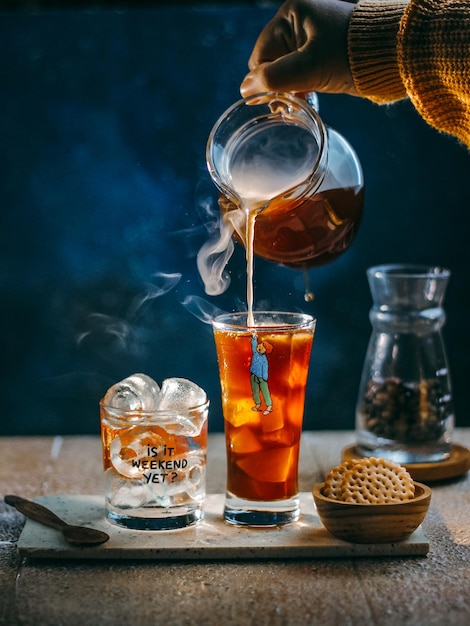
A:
[226,120,319,322]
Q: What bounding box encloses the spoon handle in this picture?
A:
[5,494,68,530]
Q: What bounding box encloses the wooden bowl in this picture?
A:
[312,482,431,544]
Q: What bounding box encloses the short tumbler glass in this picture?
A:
[100,397,209,530]
[213,311,315,526]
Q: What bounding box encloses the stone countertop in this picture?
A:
[1,430,470,626]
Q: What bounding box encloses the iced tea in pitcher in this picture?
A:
[219,183,363,268]
[207,93,364,270]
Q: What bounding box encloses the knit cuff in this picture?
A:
[348,0,409,103]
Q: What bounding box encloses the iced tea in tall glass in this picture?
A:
[213,311,315,526]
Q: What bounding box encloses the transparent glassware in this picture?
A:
[100,394,209,531]
[206,92,364,269]
[212,311,316,526]
[355,264,454,464]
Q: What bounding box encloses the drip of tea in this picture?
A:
[303,270,315,302]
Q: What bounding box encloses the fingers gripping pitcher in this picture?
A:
[206,92,364,270]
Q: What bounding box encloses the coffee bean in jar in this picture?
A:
[358,376,453,444]
[355,265,454,463]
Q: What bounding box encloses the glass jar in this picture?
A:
[206,92,364,269]
[355,264,454,464]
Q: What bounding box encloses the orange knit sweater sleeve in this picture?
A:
[348,0,470,147]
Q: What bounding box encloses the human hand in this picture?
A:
[240,0,357,98]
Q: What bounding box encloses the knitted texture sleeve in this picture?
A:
[348,0,470,147]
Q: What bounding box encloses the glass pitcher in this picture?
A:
[355,264,454,464]
[206,92,364,269]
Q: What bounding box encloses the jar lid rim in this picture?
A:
[368,264,450,278]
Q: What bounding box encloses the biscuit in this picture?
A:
[323,459,358,500]
[321,457,415,504]
[341,457,415,504]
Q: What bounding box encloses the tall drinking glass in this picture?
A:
[212,311,315,526]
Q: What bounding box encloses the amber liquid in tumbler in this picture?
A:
[213,327,313,502]
[100,410,208,524]
[101,420,202,473]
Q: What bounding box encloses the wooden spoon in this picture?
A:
[5,494,110,545]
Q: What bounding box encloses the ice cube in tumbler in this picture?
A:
[110,430,167,478]
[103,373,161,411]
[158,377,207,410]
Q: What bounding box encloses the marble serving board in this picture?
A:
[16,493,429,560]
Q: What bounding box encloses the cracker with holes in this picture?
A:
[323,459,359,500]
[341,457,415,504]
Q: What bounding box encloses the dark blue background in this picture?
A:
[1,3,469,436]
